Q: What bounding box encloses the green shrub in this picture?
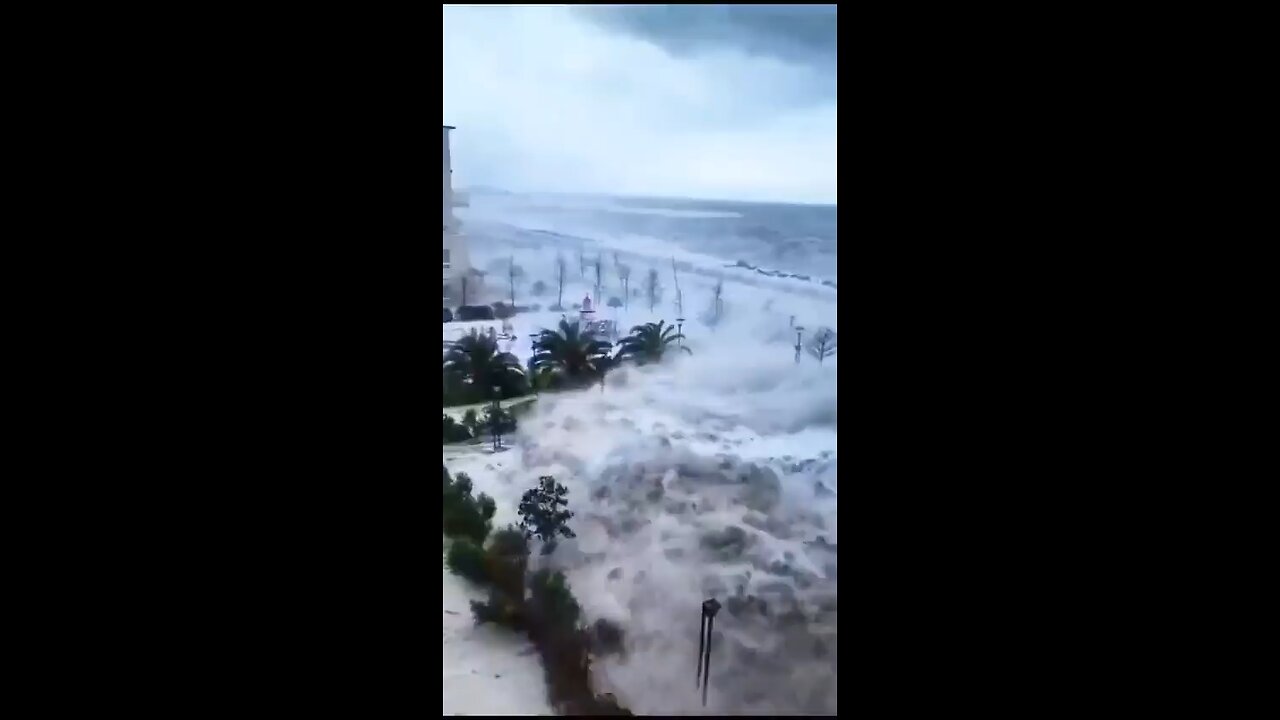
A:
[484,525,529,602]
[443,414,472,443]
[470,589,528,631]
[446,538,488,584]
[442,470,495,544]
[448,478,632,716]
[528,569,582,630]
[488,525,529,557]
[591,618,626,656]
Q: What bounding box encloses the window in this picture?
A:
[443,248,451,269]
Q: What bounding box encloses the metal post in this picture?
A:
[491,386,501,451]
[676,317,685,347]
[698,598,721,707]
[794,326,805,364]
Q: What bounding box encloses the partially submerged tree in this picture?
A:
[484,401,516,451]
[532,279,548,297]
[508,256,524,306]
[555,254,567,310]
[615,320,691,365]
[593,255,603,304]
[443,329,527,401]
[461,408,481,436]
[531,318,613,388]
[806,327,838,365]
[711,277,724,327]
[443,414,473,443]
[518,475,576,554]
[645,268,660,313]
[615,255,631,309]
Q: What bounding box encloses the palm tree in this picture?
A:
[615,320,691,365]
[444,329,527,402]
[531,318,613,388]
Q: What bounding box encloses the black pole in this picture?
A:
[699,598,721,706]
[702,613,713,706]
[696,612,706,688]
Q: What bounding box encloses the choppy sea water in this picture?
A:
[459,191,838,284]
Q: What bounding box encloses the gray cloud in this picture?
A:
[443,5,837,204]
[576,5,837,76]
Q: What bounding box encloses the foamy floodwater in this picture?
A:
[444,294,837,715]
[443,202,838,715]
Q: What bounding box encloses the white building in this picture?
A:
[443,125,481,306]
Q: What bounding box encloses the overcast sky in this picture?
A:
[443,5,837,205]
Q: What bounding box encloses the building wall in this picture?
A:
[443,127,455,230]
[443,126,481,305]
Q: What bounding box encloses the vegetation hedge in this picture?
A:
[441,467,631,715]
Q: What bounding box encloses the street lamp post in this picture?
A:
[794,325,805,364]
[697,597,722,707]
[491,385,502,451]
[528,333,541,395]
[676,317,686,347]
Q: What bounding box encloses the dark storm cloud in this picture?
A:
[576,5,837,76]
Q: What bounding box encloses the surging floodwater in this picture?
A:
[448,191,838,714]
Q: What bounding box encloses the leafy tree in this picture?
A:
[485,401,516,450]
[518,475,576,553]
[531,319,613,388]
[443,329,527,401]
[532,279,548,296]
[615,320,691,365]
[606,296,623,309]
[461,408,480,436]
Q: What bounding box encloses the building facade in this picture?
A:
[443,125,480,306]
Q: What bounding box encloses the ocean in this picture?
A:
[459,190,838,285]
